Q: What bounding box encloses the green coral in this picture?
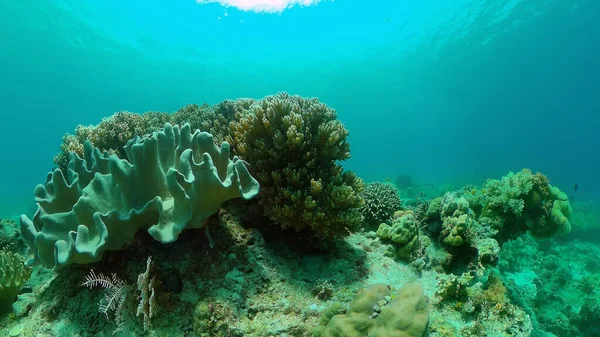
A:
[361,182,402,228]
[172,102,241,145]
[377,211,420,259]
[229,92,364,237]
[548,186,572,235]
[426,196,443,219]
[441,212,472,246]
[434,272,474,302]
[481,169,571,240]
[440,194,470,218]
[313,283,429,337]
[0,250,31,313]
[438,194,473,247]
[22,123,260,268]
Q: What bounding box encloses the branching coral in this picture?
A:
[54,111,171,170]
[54,104,237,172]
[228,92,364,237]
[482,169,571,241]
[171,102,237,145]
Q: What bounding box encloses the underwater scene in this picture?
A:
[0,0,599,336]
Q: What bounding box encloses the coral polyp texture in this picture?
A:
[313,282,430,337]
[21,123,260,268]
[228,92,364,237]
[55,111,172,170]
[361,182,402,228]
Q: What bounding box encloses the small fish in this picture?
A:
[574,184,578,191]
[385,18,391,22]
[570,195,574,202]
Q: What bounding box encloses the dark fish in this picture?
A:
[570,195,574,202]
[574,184,578,191]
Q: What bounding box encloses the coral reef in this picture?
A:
[4,92,588,337]
[480,169,572,242]
[1,193,541,337]
[21,123,259,268]
[54,93,364,239]
[430,269,532,337]
[54,103,241,171]
[500,234,600,337]
[416,170,571,277]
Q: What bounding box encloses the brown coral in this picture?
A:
[228,92,364,237]
[54,111,171,170]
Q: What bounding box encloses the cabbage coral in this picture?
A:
[22,123,260,268]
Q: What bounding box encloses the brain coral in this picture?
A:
[21,123,260,268]
[314,282,430,337]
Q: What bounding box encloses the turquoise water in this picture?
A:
[1,0,598,216]
[1,1,600,336]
